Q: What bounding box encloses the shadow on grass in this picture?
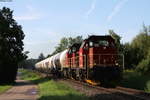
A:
[89,92,150,100]
[0,82,14,86]
[39,93,88,100]
[38,92,145,100]
[119,71,150,90]
[30,77,51,84]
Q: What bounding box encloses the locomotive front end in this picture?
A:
[79,35,123,86]
[89,36,122,86]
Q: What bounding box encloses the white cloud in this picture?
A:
[85,0,97,19]
[107,0,129,22]
[14,5,42,21]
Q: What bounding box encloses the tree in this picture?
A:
[19,58,37,69]
[136,49,150,74]
[131,24,150,73]
[52,36,83,55]
[122,24,150,72]
[37,53,45,62]
[68,36,83,47]
[108,30,122,52]
[0,7,26,83]
[131,25,150,67]
[123,43,135,69]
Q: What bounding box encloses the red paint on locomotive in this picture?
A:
[65,43,81,68]
[79,35,118,69]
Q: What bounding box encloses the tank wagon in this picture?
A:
[35,35,123,86]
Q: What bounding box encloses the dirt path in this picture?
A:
[0,79,38,100]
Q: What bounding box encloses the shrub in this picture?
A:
[136,50,150,74]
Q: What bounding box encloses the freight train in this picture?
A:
[35,35,123,86]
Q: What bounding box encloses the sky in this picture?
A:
[0,0,150,58]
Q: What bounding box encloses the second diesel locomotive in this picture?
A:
[35,35,123,86]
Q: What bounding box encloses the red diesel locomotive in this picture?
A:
[35,35,123,86]
[65,35,122,85]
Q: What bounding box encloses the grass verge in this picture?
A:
[120,70,150,92]
[19,69,88,100]
[0,85,11,94]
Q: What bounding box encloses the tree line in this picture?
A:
[123,24,150,74]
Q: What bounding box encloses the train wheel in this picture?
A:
[75,68,79,80]
[79,69,85,81]
[63,69,67,78]
[79,70,82,80]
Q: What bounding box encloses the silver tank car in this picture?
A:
[60,49,68,69]
[35,49,68,73]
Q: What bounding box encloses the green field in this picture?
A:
[120,70,150,92]
[19,69,88,100]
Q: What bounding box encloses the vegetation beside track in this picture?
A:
[120,70,150,92]
[0,85,12,94]
[19,69,88,100]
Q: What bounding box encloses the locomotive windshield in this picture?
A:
[80,37,115,48]
[89,40,110,47]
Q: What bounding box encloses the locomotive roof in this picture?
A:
[86,35,113,41]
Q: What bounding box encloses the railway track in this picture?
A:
[34,71,150,100]
[64,79,150,100]
[113,87,150,100]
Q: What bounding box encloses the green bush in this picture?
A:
[120,70,150,92]
[136,50,150,74]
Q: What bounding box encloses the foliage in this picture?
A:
[19,58,37,69]
[52,36,83,55]
[108,30,122,52]
[0,7,26,83]
[120,70,150,92]
[37,53,45,62]
[122,24,150,72]
[19,52,42,69]
[123,43,135,69]
[136,49,150,74]
[19,69,40,81]
[131,26,150,67]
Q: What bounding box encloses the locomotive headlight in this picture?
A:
[115,60,119,66]
[94,60,97,66]
[115,63,119,66]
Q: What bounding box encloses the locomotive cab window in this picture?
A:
[89,40,109,47]
[83,43,89,50]
[72,47,76,52]
[99,40,109,46]
[110,42,115,48]
[68,49,72,54]
[89,41,93,47]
